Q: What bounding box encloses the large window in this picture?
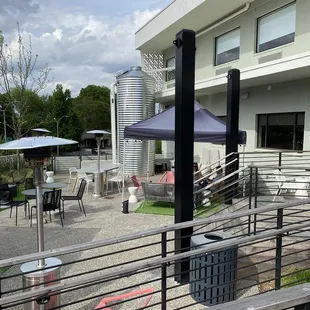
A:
[166,57,175,81]
[257,2,296,53]
[257,112,304,150]
[215,28,240,66]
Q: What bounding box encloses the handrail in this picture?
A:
[1,197,309,268]
[1,220,309,306]
[210,283,310,310]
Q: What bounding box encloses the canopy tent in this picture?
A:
[124,101,246,144]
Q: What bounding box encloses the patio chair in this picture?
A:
[272,169,297,201]
[0,183,26,226]
[131,175,148,191]
[158,171,175,184]
[61,179,87,217]
[107,166,123,193]
[67,167,78,190]
[30,189,63,227]
[10,169,28,190]
[24,177,35,217]
[77,172,93,194]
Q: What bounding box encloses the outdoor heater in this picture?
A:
[0,136,77,310]
[86,130,110,197]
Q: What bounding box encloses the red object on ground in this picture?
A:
[94,288,154,310]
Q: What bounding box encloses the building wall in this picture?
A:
[162,78,310,161]
[162,0,310,89]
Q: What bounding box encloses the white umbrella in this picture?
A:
[0,136,78,150]
[0,136,78,268]
[31,128,51,133]
[86,130,110,135]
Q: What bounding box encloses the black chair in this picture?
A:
[30,189,63,227]
[0,183,26,226]
[61,179,87,218]
[24,178,35,217]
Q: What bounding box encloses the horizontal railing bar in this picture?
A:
[210,283,310,310]
[2,197,308,269]
[1,221,309,306]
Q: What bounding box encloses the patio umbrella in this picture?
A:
[0,136,78,268]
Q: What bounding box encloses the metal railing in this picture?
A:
[1,166,310,309]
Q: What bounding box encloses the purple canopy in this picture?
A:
[124,102,246,144]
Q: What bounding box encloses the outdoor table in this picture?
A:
[77,164,120,197]
[43,182,67,191]
[21,189,52,196]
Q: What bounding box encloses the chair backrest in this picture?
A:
[159,171,175,184]
[142,182,170,199]
[131,176,142,188]
[0,184,12,205]
[77,179,87,199]
[69,167,78,178]
[43,189,62,211]
[25,178,34,190]
[273,169,286,184]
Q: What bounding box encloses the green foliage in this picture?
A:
[74,85,111,131]
[155,140,162,154]
[46,84,83,151]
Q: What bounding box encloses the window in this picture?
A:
[257,112,304,150]
[257,2,296,53]
[215,28,240,66]
[166,57,175,81]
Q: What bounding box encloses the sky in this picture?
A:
[0,0,171,96]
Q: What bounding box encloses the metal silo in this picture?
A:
[116,66,155,176]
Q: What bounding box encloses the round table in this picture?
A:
[43,182,67,190]
[21,189,52,196]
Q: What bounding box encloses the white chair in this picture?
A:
[77,172,93,194]
[272,169,296,201]
[107,166,123,194]
[68,167,78,190]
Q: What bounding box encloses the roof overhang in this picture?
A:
[135,0,255,52]
[155,51,310,103]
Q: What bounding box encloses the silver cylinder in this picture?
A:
[117,66,155,176]
[93,172,104,197]
[21,257,61,310]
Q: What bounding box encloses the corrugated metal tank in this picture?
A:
[116,66,155,176]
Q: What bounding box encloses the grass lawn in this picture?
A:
[135,199,221,218]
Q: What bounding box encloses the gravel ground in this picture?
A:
[0,174,259,309]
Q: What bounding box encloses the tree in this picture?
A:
[0,23,51,139]
[74,85,111,131]
[47,84,83,147]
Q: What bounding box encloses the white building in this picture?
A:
[135,0,310,161]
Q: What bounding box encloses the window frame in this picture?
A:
[214,27,241,66]
[256,1,296,53]
[256,112,304,151]
[165,57,175,82]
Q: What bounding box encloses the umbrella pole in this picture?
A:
[147,140,150,181]
[34,166,46,268]
[96,137,101,173]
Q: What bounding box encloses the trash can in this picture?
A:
[122,200,129,214]
[190,232,237,306]
[21,257,62,310]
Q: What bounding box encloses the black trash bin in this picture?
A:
[122,200,129,214]
[190,231,237,306]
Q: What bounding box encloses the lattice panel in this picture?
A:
[141,52,164,92]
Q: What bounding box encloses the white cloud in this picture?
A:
[0,1,164,96]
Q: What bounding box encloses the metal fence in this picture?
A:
[1,165,310,309]
[0,154,24,172]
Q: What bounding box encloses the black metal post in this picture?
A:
[248,167,253,236]
[275,208,283,290]
[225,69,240,204]
[174,29,196,284]
[254,167,258,235]
[161,232,167,310]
